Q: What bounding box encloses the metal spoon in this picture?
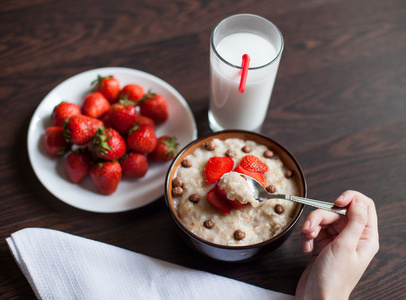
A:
[243,175,347,215]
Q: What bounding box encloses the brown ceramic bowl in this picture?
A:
[164,130,306,262]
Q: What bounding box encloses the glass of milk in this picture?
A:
[208,14,284,132]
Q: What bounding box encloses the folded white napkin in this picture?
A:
[6,228,294,300]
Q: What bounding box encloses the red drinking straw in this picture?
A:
[238,54,250,93]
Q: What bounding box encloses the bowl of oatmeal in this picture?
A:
[164,130,306,262]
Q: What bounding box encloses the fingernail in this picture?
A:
[302,220,310,230]
[304,240,312,253]
[335,195,344,204]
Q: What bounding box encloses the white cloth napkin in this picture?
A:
[6,228,294,300]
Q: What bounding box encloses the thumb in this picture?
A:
[336,196,368,251]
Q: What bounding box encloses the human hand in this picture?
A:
[295,190,379,300]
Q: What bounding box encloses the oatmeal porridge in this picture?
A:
[218,171,259,207]
[172,138,299,246]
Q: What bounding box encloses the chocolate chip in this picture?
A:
[203,220,214,229]
[172,177,183,187]
[203,140,215,151]
[266,185,276,193]
[225,149,236,158]
[181,158,192,168]
[242,145,251,153]
[275,204,284,214]
[285,170,293,179]
[172,187,183,197]
[188,193,200,204]
[264,150,274,158]
[234,229,246,240]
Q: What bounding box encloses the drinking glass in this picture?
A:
[208,14,284,132]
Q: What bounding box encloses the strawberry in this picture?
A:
[240,155,270,173]
[134,115,155,128]
[120,84,144,102]
[64,114,103,145]
[90,161,122,195]
[139,91,168,124]
[126,123,157,154]
[100,112,112,129]
[120,152,149,177]
[91,127,126,161]
[81,92,110,119]
[64,148,92,183]
[216,185,246,209]
[148,136,179,162]
[206,187,231,215]
[204,157,234,184]
[51,102,81,127]
[109,100,138,135]
[92,75,120,103]
[234,165,267,187]
[44,126,71,155]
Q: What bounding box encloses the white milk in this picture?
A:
[209,32,281,131]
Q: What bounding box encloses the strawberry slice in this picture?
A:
[206,187,231,215]
[216,185,246,210]
[234,165,267,187]
[240,155,270,173]
[204,157,234,183]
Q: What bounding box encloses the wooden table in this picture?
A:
[1,0,405,298]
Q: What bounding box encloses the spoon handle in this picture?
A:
[273,194,347,215]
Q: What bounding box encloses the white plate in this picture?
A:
[27,67,197,213]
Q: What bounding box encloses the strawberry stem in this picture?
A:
[92,127,112,155]
[164,136,179,157]
[138,89,156,105]
[91,75,113,89]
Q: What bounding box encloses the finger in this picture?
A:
[302,228,333,254]
[301,208,342,234]
[336,190,378,233]
[335,195,368,250]
[356,196,379,256]
[365,196,378,232]
[335,190,369,208]
[312,230,333,255]
[302,221,322,240]
[301,232,313,253]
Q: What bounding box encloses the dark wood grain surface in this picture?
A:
[1,0,405,299]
